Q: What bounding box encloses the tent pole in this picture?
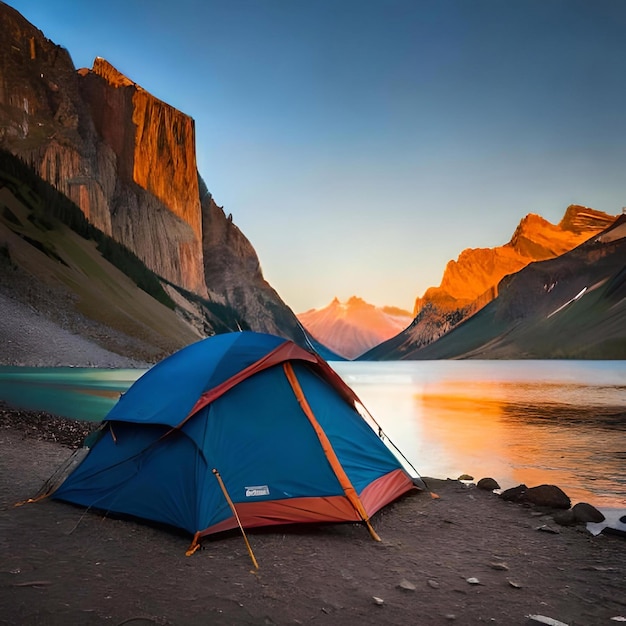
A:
[212,468,259,570]
[283,362,382,542]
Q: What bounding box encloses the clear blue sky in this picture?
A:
[7,0,626,313]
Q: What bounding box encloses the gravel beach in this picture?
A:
[1,408,625,625]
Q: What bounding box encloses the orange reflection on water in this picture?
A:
[417,381,624,508]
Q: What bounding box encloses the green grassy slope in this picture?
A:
[0,183,201,363]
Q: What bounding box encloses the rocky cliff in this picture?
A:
[200,180,306,339]
[0,2,308,347]
[78,58,205,294]
[0,3,114,234]
[364,205,618,359]
[415,206,616,316]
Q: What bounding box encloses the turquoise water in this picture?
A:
[1,360,624,507]
[0,366,145,421]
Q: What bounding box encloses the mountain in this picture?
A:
[0,1,309,362]
[298,296,413,359]
[368,215,626,359]
[363,205,618,360]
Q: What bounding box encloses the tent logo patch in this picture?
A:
[245,485,270,497]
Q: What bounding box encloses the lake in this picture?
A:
[0,360,624,509]
[334,360,626,510]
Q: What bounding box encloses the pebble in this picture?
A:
[398,579,416,591]
[527,615,569,626]
[0,404,98,448]
[536,525,560,534]
[489,562,509,571]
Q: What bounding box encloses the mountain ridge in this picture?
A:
[416,205,616,315]
[397,215,626,359]
[362,205,618,360]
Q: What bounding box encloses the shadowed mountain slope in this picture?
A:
[0,159,204,364]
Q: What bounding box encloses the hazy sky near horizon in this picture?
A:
[7,0,626,313]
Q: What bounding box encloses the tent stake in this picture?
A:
[212,468,259,570]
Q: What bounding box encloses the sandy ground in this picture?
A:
[1,413,625,626]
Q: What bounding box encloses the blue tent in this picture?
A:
[54,332,419,549]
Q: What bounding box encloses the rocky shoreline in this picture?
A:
[0,402,98,448]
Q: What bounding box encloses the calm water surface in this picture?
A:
[334,360,626,509]
[1,360,624,508]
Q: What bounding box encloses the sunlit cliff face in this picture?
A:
[413,206,617,316]
[87,58,202,240]
[80,58,206,295]
[0,10,207,297]
[0,3,311,343]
